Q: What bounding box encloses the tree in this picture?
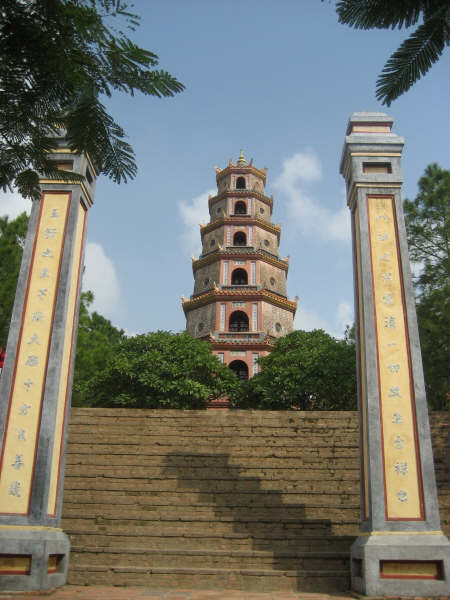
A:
[403,164,449,295]
[415,286,449,409]
[71,290,126,405]
[233,329,357,410]
[335,1,450,105]
[0,212,29,347]
[0,0,184,200]
[404,164,449,409]
[80,331,239,409]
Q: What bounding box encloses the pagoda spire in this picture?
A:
[237,149,247,166]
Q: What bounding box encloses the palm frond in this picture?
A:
[337,0,423,30]
[376,17,446,105]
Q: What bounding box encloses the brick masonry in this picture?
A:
[61,409,450,593]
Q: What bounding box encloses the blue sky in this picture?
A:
[2,0,449,338]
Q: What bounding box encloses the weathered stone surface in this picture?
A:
[61,409,450,591]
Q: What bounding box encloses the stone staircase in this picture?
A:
[61,409,450,592]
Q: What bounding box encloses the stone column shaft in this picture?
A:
[340,112,450,596]
[0,138,95,590]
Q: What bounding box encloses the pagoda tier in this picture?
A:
[183,151,297,380]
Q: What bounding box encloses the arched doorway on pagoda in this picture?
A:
[233,231,246,246]
[234,200,247,214]
[229,310,249,331]
[229,360,249,380]
[231,268,248,285]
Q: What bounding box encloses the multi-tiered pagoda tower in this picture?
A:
[182,151,297,380]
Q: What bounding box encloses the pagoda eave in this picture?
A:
[200,215,281,239]
[208,189,273,211]
[212,340,274,351]
[182,288,298,315]
[192,249,289,273]
[215,163,267,184]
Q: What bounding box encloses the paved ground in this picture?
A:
[0,587,447,600]
[0,586,359,600]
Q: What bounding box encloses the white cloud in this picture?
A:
[178,189,215,256]
[294,305,330,332]
[274,151,350,242]
[336,300,353,333]
[294,299,354,339]
[82,242,121,319]
[0,191,31,219]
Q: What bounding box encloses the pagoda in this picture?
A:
[182,151,297,380]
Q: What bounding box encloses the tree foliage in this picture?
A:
[0,0,184,200]
[404,164,449,409]
[335,0,450,105]
[233,329,357,410]
[79,331,239,409]
[72,290,126,405]
[0,212,29,348]
[415,285,449,409]
[404,163,450,295]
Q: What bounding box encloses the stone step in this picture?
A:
[67,432,359,443]
[62,408,450,591]
[64,465,360,481]
[67,426,359,437]
[68,408,359,422]
[62,491,360,507]
[67,564,350,592]
[67,532,357,553]
[64,521,358,539]
[63,476,359,493]
[65,454,360,468]
[61,506,360,523]
[69,547,349,571]
[66,445,358,458]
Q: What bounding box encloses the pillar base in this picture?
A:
[0,526,70,591]
[351,533,450,597]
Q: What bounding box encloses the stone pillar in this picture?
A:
[0,135,95,590]
[340,112,450,596]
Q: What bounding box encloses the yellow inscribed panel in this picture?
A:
[0,193,70,514]
[368,196,422,519]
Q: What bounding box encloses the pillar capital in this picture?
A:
[340,112,404,210]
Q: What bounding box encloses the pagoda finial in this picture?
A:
[237,149,247,166]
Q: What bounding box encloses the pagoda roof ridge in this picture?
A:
[182,287,298,315]
[214,162,268,183]
[192,248,290,273]
[208,189,273,209]
[200,215,281,238]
